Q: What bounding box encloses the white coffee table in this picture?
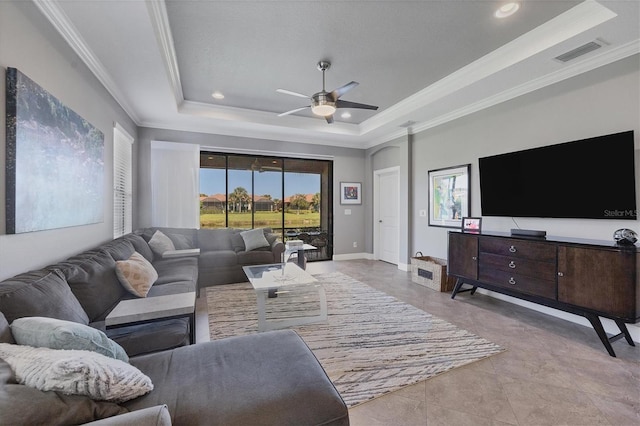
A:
[105,292,196,344]
[242,263,327,332]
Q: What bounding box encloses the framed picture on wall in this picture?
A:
[340,182,362,204]
[428,164,470,228]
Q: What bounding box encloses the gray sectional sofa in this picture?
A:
[137,226,286,290]
[0,228,349,425]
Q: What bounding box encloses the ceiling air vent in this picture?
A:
[554,41,603,63]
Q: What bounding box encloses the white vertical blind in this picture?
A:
[150,141,200,228]
[113,123,134,238]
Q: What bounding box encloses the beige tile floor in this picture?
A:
[196,259,640,426]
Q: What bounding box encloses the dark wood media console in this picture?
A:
[448,231,639,357]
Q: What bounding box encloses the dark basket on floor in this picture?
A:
[410,252,456,292]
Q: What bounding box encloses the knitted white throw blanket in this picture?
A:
[0,343,153,402]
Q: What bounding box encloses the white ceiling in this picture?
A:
[36,0,639,149]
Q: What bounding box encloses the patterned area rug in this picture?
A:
[207,271,504,407]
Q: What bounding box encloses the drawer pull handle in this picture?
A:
[509,245,517,253]
[558,272,564,277]
[508,261,516,269]
[472,256,477,261]
[508,277,516,285]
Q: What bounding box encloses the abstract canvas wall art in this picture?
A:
[5,67,104,234]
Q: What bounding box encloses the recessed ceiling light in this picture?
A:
[495,2,520,18]
[341,111,352,119]
[211,91,225,99]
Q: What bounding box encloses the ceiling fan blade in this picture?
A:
[277,106,309,117]
[276,88,310,99]
[330,81,358,100]
[325,115,334,124]
[336,99,379,110]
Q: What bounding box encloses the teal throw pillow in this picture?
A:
[10,316,128,362]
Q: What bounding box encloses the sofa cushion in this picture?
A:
[0,343,153,402]
[237,250,276,266]
[152,257,199,286]
[116,252,158,298]
[240,228,270,251]
[101,237,136,261]
[0,357,128,425]
[168,233,193,250]
[198,228,234,251]
[10,316,128,362]
[58,250,126,322]
[102,318,191,357]
[0,312,14,344]
[125,330,349,426]
[125,234,155,262]
[199,250,238,268]
[0,269,89,325]
[148,231,176,256]
[231,232,245,252]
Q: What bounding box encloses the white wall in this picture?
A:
[0,2,136,280]
[136,127,367,256]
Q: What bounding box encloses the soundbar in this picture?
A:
[510,229,547,238]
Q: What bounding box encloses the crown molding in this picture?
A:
[33,0,141,124]
[359,0,616,138]
[146,0,184,106]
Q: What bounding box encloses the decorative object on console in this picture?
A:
[428,164,470,228]
[614,228,638,245]
[340,182,362,205]
[462,217,482,233]
[5,67,104,234]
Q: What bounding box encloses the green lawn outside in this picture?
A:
[200,211,320,229]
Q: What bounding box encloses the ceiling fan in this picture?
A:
[250,158,282,173]
[277,61,378,124]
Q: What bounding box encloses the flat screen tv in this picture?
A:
[478,131,637,220]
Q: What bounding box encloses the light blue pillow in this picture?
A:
[10,316,128,362]
[240,228,270,251]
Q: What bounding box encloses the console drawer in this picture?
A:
[479,253,556,281]
[478,267,557,299]
[479,237,556,262]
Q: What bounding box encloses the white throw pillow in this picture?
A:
[115,251,158,297]
[10,316,128,362]
[148,230,175,256]
[0,343,153,402]
[240,228,270,251]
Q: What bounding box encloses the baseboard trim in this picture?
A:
[476,289,640,344]
[332,252,374,261]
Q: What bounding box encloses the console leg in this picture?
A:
[585,313,616,357]
[614,319,635,346]
[451,278,464,299]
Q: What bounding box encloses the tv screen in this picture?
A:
[479,131,637,220]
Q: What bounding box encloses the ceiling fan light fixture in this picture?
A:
[311,92,336,116]
[311,103,336,116]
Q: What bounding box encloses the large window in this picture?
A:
[200,153,332,260]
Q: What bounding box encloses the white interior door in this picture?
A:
[375,168,399,264]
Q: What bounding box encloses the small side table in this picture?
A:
[106,292,196,344]
[284,244,316,270]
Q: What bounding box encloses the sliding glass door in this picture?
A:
[200,152,332,261]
